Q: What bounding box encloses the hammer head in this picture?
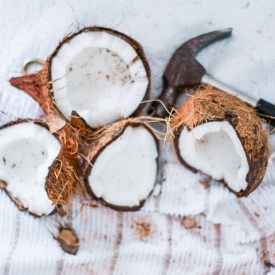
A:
[164,28,232,89]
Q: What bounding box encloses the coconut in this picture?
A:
[170,85,270,196]
[80,118,159,210]
[9,26,150,132]
[0,120,81,216]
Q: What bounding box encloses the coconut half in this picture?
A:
[10,27,150,131]
[171,85,270,196]
[56,227,79,255]
[0,121,60,216]
[82,121,159,210]
[0,120,81,216]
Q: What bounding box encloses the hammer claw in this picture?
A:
[181,28,232,55]
[150,28,233,117]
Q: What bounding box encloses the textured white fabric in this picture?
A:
[0,1,275,274]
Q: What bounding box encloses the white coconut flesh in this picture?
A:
[51,31,148,128]
[0,122,61,216]
[178,121,249,192]
[88,126,158,208]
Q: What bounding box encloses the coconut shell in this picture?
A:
[170,85,270,197]
[81,119,159,211]
[0,119,82,216]
[9,26,151,132]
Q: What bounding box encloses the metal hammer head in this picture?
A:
[164,28,232,88]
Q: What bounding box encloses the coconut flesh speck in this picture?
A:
[0,122,61,215]
[51,30,149,128]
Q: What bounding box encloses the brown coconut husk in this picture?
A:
[0,119,82,216]
[80,117,161,211]
[9,26,151,132]
[46,123,83,211]
[170,85,270,197]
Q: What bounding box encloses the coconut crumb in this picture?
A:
[181,216,197,229]
[199,176,211,188]
[0,180,7,189]
[79,200,99,213]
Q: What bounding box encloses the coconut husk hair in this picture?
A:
[171,85,270,197]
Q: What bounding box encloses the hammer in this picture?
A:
[149,28,275,126]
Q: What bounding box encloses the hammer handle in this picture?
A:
[203,74,275,126]
[149,86,176,118]
[256,99,275,127]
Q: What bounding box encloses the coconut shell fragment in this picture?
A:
[0,120,81,216]
[56,227,79,255]
[10,26,151,132]
[170,85,270,196]
[81,119,159,211]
